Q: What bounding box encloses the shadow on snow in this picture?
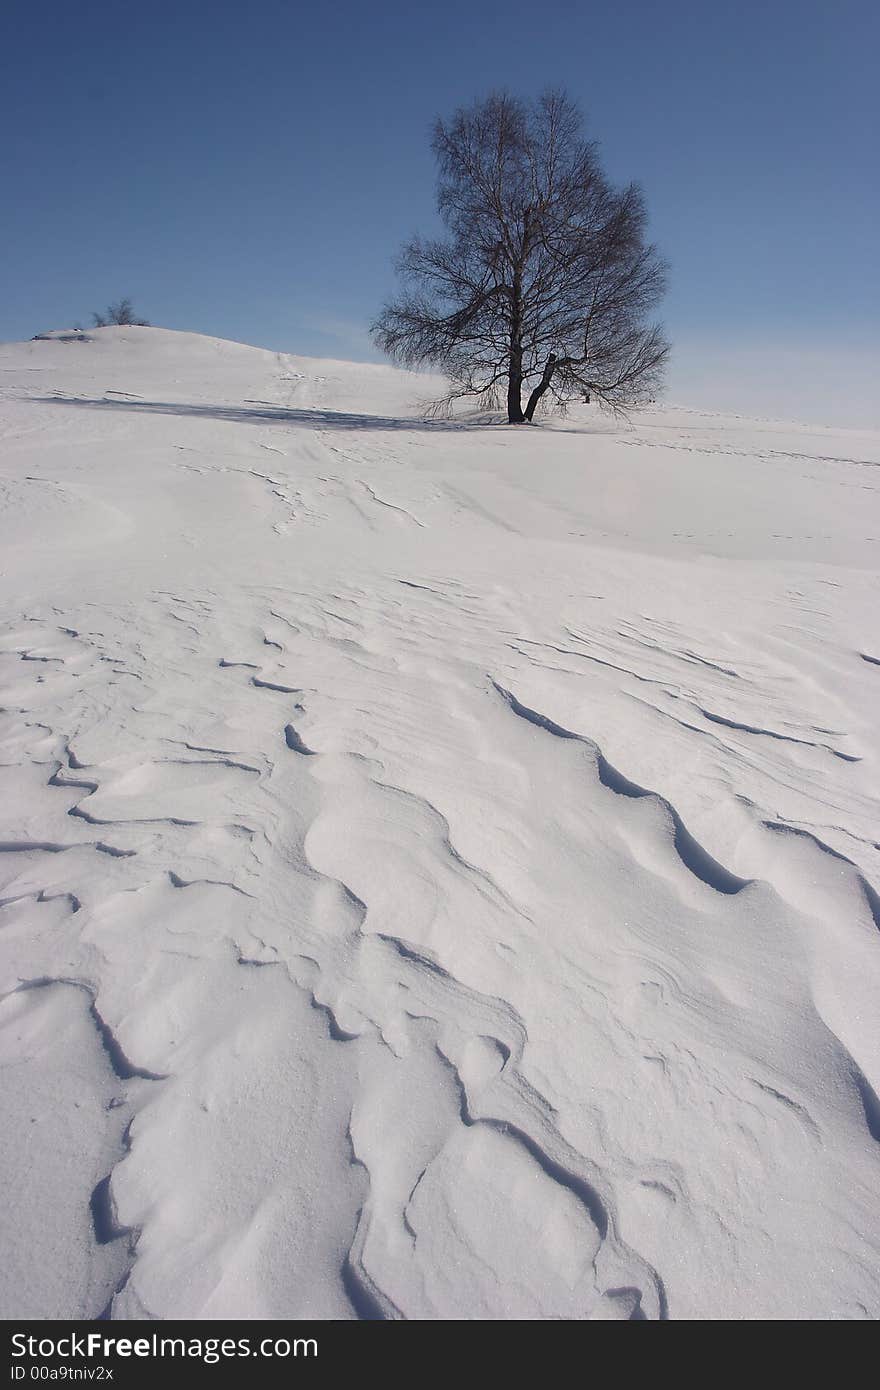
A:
[37,394,623,436]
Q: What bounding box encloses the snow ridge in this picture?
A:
[1,328,879,1320]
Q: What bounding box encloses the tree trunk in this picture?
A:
[507,349,525,423]
[507,226,526,423]
[523,353,557,421]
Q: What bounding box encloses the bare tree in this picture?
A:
[374,91,669,424]
[92,298,150,327]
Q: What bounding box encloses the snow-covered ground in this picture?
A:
[1,325,878,1321]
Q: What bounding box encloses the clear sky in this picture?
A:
[2,0,877,424]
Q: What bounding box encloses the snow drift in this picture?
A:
[1,326,878,1319]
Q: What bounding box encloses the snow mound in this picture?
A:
[1,328,879,1320]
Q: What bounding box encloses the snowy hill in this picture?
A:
[1,326,879,1320]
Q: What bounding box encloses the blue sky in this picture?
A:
[2,0,877,423]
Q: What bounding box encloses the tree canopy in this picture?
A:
[374,91,669,424]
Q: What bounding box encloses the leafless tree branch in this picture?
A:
[373,91,669,426]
